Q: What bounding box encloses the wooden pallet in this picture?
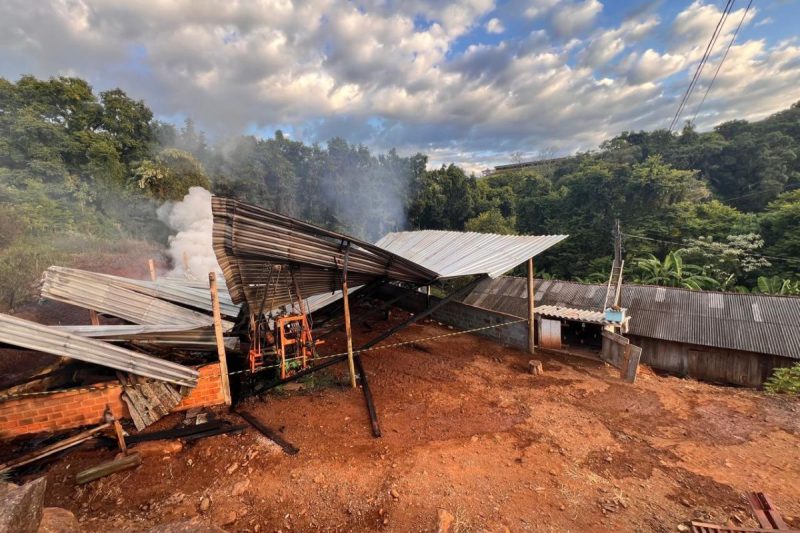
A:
[118,373,187,430]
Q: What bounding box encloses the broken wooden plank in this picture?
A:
[747,492,791,531]
[180,424,246,442]
[0,423,111,474]
[236,411,299,455]
[76,452,141,484]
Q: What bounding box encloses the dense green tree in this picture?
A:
[760,189,800,278]
[135,148,211,201]
[464,209,515,234]
[408,164,477,231]
[633,252,719,290]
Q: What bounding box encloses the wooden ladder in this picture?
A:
[603,259,624,310]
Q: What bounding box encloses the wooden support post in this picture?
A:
[148,259,157,282]
[342,281,357,388]
[527,258,535,355]
[354,355,381,437]
[113,419,127,454]
[340,241,357,388]
[89,309,100,326]
[209,272,232,406]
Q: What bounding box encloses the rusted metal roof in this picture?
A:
[211,197,439,309]
[0,314,199,387]
[462,277,800,359]
[374,230,568,279]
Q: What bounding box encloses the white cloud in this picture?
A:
[0,0,797,171]
[551,0,603,38]
[625,49,685,84]
[755,17,773,27]
[486,17,504,34]
[579,17,659,68]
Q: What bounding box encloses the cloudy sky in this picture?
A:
[2,0,799,172]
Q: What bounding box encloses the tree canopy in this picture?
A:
[1,74,798,311]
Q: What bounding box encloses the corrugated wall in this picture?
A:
[629,335,795,387]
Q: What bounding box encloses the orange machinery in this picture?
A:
[247,300,323,378]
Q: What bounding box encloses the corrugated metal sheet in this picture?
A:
[462,277,800,360]
[539,318,562,349]
[536,305,606,324]
[52,324,218,350]
[374,230,568,279]
[42,267,240,318]
[212,197,438,309]
[0,314,198,387]
[41,267,232,329]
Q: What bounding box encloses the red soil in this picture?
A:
[11,309,800,532]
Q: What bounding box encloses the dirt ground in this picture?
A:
[13,308,800,532]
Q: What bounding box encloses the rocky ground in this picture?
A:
[7,308,800,532]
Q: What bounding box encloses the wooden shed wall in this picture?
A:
[629,335,795,387]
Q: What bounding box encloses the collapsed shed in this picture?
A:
[210,197,569,436]
[1,196,572,441]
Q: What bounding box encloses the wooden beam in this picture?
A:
[527,258,535,355]
[209,272,232,406]
[148,258,157,282]
[354,354,381,437]
[112,419,127,454]
[342,280,357,388]
[339,242,357,388]
[76,452,141,485]
[0,423,111,474]
[236,410,299,455]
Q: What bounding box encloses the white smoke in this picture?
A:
[157,187,221,279]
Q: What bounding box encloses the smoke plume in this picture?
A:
[157,187,220,278]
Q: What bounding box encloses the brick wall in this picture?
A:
[0,362,226,440]
[0,384,126,439]
[377,285,533,351]
[174,363,225,410]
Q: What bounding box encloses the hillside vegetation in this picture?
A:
[409,106,800,293]
[1,75,798,311]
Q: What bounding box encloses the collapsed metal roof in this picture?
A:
[211,197,438,308]
[52,324,219,350]
[0,314,199,387]
[374,230,568,279]
[41,267,233,329]
[79,271,241,318]
[462,277,800,360]
[212,198,568,311]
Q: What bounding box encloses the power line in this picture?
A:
[669,0,735,132]
[720,183,800,205]
[621,232,800,265]
[691,0,754,123]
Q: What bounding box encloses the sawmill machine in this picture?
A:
[245,266,324,379]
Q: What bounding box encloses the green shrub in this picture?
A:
[764,363,800,394]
